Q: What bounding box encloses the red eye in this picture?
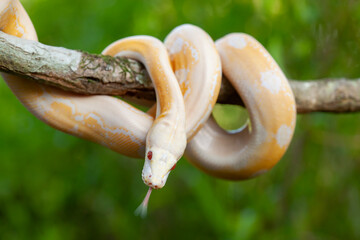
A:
[170,163,176,171]
[147,151,152,160]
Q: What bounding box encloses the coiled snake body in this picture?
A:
[0,0,296,191]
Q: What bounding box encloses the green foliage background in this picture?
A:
[1,0,360,239]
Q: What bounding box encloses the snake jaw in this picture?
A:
[142,147,177,189]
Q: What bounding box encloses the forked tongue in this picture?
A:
[135,187,153,218]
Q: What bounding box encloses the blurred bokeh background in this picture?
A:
[1,0,360,239]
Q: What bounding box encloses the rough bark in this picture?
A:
[1,31,360,113]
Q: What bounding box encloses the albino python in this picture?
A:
[0,0,296,212]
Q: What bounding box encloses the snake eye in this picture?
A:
[147,151,153,160]
[170,163,176,171]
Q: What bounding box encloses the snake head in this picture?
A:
[142,147,178,189]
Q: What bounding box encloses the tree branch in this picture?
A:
[1,31,359,113]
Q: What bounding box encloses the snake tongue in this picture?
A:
[134,187,153,218]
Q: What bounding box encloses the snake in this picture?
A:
[0,0,296,194]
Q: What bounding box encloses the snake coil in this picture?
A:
[0,0,296,192]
